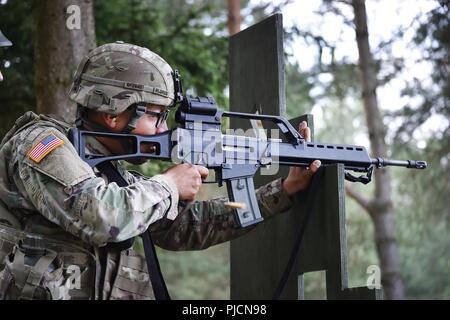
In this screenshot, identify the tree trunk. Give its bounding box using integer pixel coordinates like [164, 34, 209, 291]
[351, 0, 405, 299]
[227, 0, 241, 36]
[33, 0, 96, 123]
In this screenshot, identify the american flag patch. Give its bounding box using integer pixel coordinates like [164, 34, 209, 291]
[27, 133, 64, 163]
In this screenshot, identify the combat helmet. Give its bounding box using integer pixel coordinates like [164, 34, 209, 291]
[69, 41, 183, 131]
[0, 30, 12, 47]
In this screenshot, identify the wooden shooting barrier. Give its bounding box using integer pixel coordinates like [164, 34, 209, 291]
[229, 14, 383, 300]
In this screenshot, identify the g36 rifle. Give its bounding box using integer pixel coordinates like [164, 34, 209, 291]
[69, 95, 427, 228]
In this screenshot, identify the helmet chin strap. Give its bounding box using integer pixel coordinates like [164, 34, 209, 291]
[122, 104, 146, 134]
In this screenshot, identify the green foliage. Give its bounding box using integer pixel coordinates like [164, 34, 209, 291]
[285, 62, 314, 118]
[158, 243, 230, 300]
[387, 3, 450, 298]
[0, 0, 35, 138]
[392, 138, 450, 299]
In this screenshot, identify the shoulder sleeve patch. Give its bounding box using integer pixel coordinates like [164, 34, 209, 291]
[27, 132, 64, 163]
[21, 128, 96, 188]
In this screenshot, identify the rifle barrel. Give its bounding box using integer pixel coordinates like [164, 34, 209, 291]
[371, 157, 427, 169]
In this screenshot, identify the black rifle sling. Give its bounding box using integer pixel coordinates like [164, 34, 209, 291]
[273, 167, 325, 299]
[96, 161, 171, 300]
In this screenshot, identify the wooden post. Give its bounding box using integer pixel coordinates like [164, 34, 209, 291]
[229, 14, 382, 300]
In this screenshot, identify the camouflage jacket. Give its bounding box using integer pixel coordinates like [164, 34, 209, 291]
[0, 112, 294, 300]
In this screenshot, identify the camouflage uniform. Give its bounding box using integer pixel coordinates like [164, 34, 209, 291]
[0, 42, 295, 300]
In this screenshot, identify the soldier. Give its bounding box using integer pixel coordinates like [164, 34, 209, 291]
[0, 30, 12, 82]
[0, 42, 321, 300]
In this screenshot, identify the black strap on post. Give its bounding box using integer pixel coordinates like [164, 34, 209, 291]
[273, 167, 325, 300]
[96, 161, 171, 300]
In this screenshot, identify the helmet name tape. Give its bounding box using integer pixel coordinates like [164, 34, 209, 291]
[81, 74, 169, 98]
[154, 87, 169, 96]
[125, 82, 144, 90]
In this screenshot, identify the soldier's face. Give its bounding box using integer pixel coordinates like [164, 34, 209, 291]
[95, 104, 169, 161]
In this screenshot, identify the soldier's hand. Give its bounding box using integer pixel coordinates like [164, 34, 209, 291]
[282, 121, 321, 196]
[163, 163, 209, 201]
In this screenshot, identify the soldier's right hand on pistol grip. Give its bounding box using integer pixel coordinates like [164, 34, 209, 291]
[163, 163, 209, 201]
